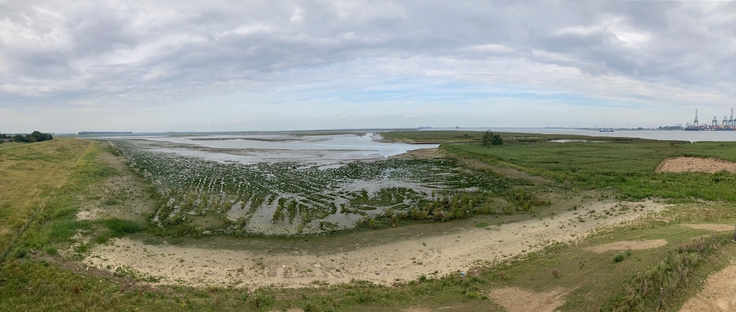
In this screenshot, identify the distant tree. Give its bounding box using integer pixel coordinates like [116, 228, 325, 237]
[11, 131, 53, 143]
[0, 133, 6, 139]
[482, 131, 503, 146]
[30, 131, 53, 142]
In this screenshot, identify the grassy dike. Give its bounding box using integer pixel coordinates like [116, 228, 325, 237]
[1, 133, 736, 311]
[0, 139, 91, 249]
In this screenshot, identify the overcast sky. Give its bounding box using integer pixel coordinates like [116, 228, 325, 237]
[1, 0, 734, 133]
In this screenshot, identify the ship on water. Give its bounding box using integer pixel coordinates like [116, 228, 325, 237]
[599, 128, 614, 132]
[685, 108, 736, 131]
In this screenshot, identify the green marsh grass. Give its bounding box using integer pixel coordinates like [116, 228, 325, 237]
[442, 140, 736, 202]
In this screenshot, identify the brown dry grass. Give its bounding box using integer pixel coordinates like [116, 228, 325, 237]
[656, 157, 736, 174]
[0, 139, 90, 248]
[488, 287, 567, 312]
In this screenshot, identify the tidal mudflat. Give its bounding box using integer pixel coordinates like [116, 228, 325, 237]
[108, 133, 543, 237]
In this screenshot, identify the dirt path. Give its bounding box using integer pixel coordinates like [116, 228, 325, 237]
[488, 287, 567, 312]
[681, 224, 734, 232]
[85, 200, 666, 289]
[657, 157, 736, 174]
[680, 261, 736, 312]
[586, 239, 668, 253]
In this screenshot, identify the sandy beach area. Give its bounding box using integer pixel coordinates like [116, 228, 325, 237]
[84, 200, 666, 289]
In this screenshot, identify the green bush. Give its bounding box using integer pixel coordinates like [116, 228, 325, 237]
[613, 254, 625, 263]
[482, 131, 504, 146]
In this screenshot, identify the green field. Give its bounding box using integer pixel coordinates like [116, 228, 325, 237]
[2, 132, 736, 311]
[443, 140, 736, 201]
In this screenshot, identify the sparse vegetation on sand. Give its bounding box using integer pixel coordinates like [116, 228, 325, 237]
[2, 131, 736, 311]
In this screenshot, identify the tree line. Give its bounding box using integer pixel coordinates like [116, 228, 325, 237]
[0, 131, 54, 143]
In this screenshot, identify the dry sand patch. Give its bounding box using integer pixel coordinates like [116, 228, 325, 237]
[393, 148, 447, 160]
[681, 224, 734, 232]
[85, 200, 666, 289]
[488, 287, 566, 312]
[680, 262, 736, 312]
[76, 209, 101, 221]
[402, 307, 433, 312]
[586, 239, 668, 253]
[656, 157, 736, 174]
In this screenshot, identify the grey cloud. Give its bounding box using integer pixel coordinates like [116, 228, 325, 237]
[1, 0, 733, 109]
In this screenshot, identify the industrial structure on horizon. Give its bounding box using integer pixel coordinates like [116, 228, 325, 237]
[685, 109, 736, 131]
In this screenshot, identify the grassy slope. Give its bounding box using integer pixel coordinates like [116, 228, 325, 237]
[0, 142, 26, 150]
[0, 139, 90, 249]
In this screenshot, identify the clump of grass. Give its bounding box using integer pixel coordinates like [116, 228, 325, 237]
[475, 222, 488, 228]
[613, 254, 625, 263]
[552, 268, 559, 278]
[95, 219, 145, 244]
[104, 219, 144, 236]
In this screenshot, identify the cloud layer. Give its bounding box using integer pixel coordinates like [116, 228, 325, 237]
[1, 0, 734, 132]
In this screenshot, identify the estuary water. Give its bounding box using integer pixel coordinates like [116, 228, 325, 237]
[459, 128, 736, 142]
[127, 133, 439, 165]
